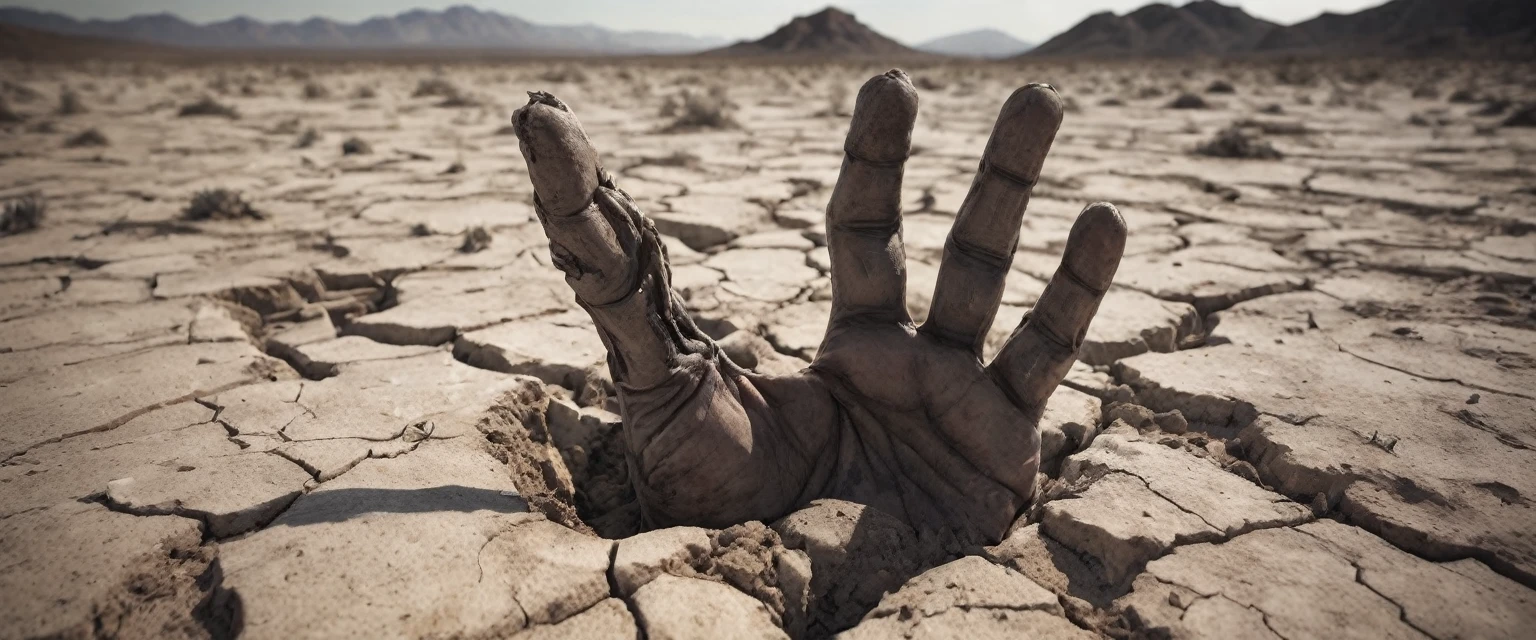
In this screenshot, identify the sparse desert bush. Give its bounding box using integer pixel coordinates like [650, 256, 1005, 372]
[1472, 100, 1511, 117]
[443, 160, 466, 174]
[914, 76, 946, 92]
[184, 189, 263, 221]
[1258, 103, 1284, 114]
[1411, 85, 1439, 99]
[1447, 89, 1478, 104]
[459, 226, 492, 253]
[412, 78, 459, 98]
[3, 80, 42, 103]
[1137, 86, 1165, 99]
[661, 87, 739, 132]
[353, 85, 377, 99]
[1196, 126, 1282, 160]
[1167, 93, 1209, 109]
[295, 128, 321, 148]
[64, 128, 109, 148]
[0, 194, 45, 236]
[270, 118, 301, 135]
[302, 82, 330, 100]
[538, 66, 588, 84]
[1206, 79, 1235, 94]
[1098, 97, 1125, 107]
[56, 88, 86, 115]
[0, 96, 21, 123]
[179, 96, 239, 119]
[1273, 64, 1317, 86]
[437, 92, 481, 108]
[341, 136, 372, 155]
[1504, 105, 1536, 128]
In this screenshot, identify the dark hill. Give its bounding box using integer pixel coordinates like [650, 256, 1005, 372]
[710, 7, 921, 57]
[1027, 1, 1276, 57]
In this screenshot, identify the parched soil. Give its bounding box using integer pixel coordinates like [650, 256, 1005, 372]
[1, 57, 1534, 639]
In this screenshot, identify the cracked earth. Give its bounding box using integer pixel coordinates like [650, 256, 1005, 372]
[2, 58, 1534, 638]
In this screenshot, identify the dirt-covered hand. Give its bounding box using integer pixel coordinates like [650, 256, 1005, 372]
[512, 70, 1126, 543]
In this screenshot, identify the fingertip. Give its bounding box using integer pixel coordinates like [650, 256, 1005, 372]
[983, 83, 1064, 183]
[1064, 202, 1127, 289]
[513, 93, 601, 216]
[845, 69, 918, 163]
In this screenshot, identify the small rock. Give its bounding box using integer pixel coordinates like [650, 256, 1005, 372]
[1152, 410, 1188, 434]
[1105, 402, 1156, 430]
[1225, 460, 1262, 485]
[1310, 492, 1330, 516]
[341, 137, 371, 155]
[1467, 393, 1480, 405]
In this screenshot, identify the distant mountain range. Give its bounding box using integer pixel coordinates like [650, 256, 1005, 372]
[0, 4, 725, 54]
[1256, 0, 1535, 58]
[1, 1, 1530, 59]
[709, 7, 920, 57]
[916, 29, 1032, 58]
[1028, 0, 1534, 58]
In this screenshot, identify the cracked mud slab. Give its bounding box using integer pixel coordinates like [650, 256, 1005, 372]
[3, 57, 1535, 639]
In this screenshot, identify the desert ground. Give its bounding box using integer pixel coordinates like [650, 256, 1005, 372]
[1, 56, 1534, 638]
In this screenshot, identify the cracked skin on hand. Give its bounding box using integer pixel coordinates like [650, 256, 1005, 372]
[512, 70, 1127, 545]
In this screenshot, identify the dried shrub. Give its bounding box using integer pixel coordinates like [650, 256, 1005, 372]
[1167, 93, 1209, 109]
[1411, 85, 1440, 99]
[459, 226, 492, 253]
[1447, 89, 1479, 104]
[661, 87, 739, 132]
[442, 160, 466, 174]
[0, 96, 21, 123]
[1259, 103, 1285, 115]
[184, 189, 263, 221]
[412, 78, 459, 98]
[1196, 126, 1282, 160]
[341, 137, 372, 155]
[914, 76, 946, 92]
[1473, 100, 1511, 117]
[538, 66, 588, 84]
[1503, 105, 1536, 128]
[1, 194, 45, 235]
[64, 128, 109, 148]
[56, 88, 86, 115]
[437, 92, 481, 108]
[1206, 80, 1235, 94]
[302, 82, 330, 100]
[178, 96, 239, 119]
[353, 85, 377, 100]
[1098, 97, 1125, 107]
[295, 128, 321, 149]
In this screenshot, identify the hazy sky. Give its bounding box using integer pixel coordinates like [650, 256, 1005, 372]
[6, 1, 1388, 43]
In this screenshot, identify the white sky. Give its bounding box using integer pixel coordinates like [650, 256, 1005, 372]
[5, 1, 1389, 43]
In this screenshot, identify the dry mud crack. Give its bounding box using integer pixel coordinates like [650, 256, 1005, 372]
[3, 57, 1535, 639]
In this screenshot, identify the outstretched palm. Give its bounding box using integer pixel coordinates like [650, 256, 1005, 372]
[513, 70, 1126, 544]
